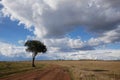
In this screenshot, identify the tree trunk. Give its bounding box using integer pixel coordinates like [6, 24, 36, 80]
[32, 56, 35, 67]
[32, 52, 37, 67]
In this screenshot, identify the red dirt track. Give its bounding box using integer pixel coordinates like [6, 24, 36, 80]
[0, 66, 71, 80]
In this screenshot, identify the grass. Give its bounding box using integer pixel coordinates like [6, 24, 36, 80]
[0, 60, 120, 80]
[0, 61, 46, 78]
[36, 60, 120, 80]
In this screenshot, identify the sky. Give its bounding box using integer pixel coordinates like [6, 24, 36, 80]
[0, 0, 120, 61]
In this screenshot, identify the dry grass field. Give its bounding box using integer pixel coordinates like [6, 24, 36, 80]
[0, 60, 120, 80]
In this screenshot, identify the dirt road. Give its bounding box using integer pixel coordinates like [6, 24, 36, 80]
[0, 65, 71, 80]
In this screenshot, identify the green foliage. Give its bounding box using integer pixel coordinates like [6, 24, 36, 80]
[24, 40, 47, 53]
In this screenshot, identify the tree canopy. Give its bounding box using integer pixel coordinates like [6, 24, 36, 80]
[24, 40, 47, 53]
[24, 40, 47, 67]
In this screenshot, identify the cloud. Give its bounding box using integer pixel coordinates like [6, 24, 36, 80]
[0, 6, 3, 23]
[1, 0, 120, 38]
[43, 37, 95, 52]
[0, 12, 2, 23]
[99, 26, 120, 43]
[0, 41, 29, 58]
[18, 40, 25, 45]
[25, 50, 120, 60]
[0, 0, 120, 51]
[0, 41, 120, 61]
[44, 50, 120, 60]
[88, 26, 120, 47]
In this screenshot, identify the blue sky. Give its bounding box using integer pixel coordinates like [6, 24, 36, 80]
[0, 17, 94, 45]
[66, 27, 94, 40]
[0, 0, 120, 60]
[0, 18, 119, 49]
[0, 17, 34, 45]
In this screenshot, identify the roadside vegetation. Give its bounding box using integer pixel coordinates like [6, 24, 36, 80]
[0, 61, 46, 78]
[0, 60, 120, 80]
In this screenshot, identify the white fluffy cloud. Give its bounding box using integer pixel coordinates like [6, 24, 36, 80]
[45, 50, 120, 60]
[1, 0, 120, 38]
[88, 26, 120, 47]
[0, 41, 120, 60]
[43, 37, 94, 53]
[0, 0, 120, 54]
[0, 42, 29, 57]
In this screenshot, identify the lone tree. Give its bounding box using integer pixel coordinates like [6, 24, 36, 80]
[24, 40, 47, 67]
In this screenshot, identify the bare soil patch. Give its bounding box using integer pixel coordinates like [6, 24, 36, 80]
[0, 65, 71, 80]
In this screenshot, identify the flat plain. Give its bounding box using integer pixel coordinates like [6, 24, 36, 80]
[0, 60, 120, 80]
